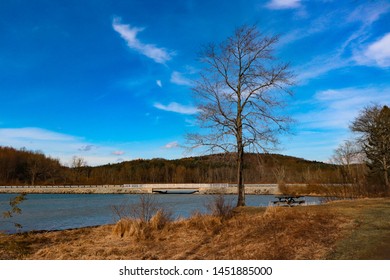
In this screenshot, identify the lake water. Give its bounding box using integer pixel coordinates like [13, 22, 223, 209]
[0, 194, 323, 233]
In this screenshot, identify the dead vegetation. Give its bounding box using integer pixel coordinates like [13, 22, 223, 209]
[1, 202, 352, 260]
[4, 197, 390, 260]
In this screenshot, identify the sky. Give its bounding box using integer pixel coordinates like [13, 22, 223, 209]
[0, 0, 389, 166]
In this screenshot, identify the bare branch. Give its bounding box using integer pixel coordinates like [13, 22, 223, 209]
[187, 25, 294, 206]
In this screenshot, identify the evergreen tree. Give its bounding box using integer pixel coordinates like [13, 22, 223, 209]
[351, 105, 390, 191]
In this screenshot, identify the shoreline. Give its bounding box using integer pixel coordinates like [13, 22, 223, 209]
[3, 198, 390, 259]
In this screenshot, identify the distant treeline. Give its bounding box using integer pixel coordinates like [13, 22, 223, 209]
[0, 146, 344, 185]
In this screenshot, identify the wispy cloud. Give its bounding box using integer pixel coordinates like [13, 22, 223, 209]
[295, 86, 390, 130]
[0, 127, 132, 166]
[154, 102, 199, 115]
[78, 144, 96, 152]
[266, 0, 301, 10]
[156, 80, 163, 88]
[0, 127, 76, 142]
[347, 1, 390, 27]
[285, 85, 390, 162]
[294, 53, 351, 84]
[164, 141, 179, 149]
[112, 150, 125, 155]
[292, 2, 390, 83]
[0, 127, 85, 162]
[279, 8, 341, 46]
[170, 71, 193, 86]
[354, 33, 390, 68]
[112, 17, 173, 64]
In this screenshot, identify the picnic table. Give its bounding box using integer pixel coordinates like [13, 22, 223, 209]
[272, 195, 306, 207]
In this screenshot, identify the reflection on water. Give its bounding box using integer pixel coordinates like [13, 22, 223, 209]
[0, 194, 322, 233]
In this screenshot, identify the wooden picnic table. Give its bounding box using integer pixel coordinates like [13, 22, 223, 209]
[272, 195, 306, 206]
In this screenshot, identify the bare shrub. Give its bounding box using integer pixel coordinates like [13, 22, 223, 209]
[1, 193, 27, 231]
[278, 182, 288, 194]
[112, 194, 172, 222]
[111, 201, 132, 220]
[112, 218, 134, 238]
[112, 195, 173, 240]
[130, 194, 159, 222]
[206, 193, 235, 220]
[149, 209, 172, 230]
[113, 217, 153, 240]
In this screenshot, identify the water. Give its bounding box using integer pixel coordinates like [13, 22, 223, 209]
[0, 194, 323, 233]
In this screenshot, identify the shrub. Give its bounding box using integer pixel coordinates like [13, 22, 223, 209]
[112, 195, 173, 240]
[206, 193, 234, 220]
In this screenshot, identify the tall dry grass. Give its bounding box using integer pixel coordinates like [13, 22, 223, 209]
[2, 203, 350, 260]
[113, 209, 172, 240]
[108, 204, 346, 259]
[205, 193, 235, 220]
[177, 205, 346, 260]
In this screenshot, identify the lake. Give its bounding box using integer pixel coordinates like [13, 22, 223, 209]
[0, 193, 323, 233]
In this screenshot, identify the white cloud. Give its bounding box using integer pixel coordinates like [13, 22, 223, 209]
[266, 0, 301, 9]
[0, 127, 84, 162]
[156, 80, 162, 87]
[78, 145, 96, 152]
[347, 1, 390, 27]
[0, 127, 131, 166]
[112, 17, 172, 64]
[281, 130, 346, 163]
[294, 53, 351, 84]
[296, 86, 390, 130]
[184, 118, 197, 127]
[285, 3, 390, 82]
[170, 71, 193, 86]
[354, 33, 390, 68]
[112, 150, 125, 155]
[154, 102, 199, 115]
[286, 86, 390, 162]
[164, 141, 179, 149]
[0, 127, 77, 143]
[0, 127, 186, 165]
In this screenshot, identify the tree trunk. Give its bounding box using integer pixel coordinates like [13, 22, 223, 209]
[236, 93, 245, 207]
[382, 156, 389, 193]
[236, 143, 245, 207]
[384, 157, 389, 192]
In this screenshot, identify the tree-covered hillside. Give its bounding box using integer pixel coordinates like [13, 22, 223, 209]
[0, 146, 342, 185]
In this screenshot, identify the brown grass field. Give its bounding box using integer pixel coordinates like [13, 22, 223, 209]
[1, 198, 390, 260]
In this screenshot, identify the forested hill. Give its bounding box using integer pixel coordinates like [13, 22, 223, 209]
[0, 146, 342, 185]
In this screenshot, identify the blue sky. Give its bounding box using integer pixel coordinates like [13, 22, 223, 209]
[1, 0, 389, 166]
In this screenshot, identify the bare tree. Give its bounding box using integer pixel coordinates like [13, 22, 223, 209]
[71, 156, 87, 168]
[330, 139, 368, 197]
[70, 156, 87, 183]
[330, 140, 360, 183]
[187, 25, 293, 206]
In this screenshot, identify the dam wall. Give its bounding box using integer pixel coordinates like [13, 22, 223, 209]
[0, 183, 280, 194]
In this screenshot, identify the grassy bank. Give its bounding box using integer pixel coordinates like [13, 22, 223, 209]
[1, 198, 390, 259]
[323, 198, 390, 259]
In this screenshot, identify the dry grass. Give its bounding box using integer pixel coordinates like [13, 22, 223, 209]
[322, 198, 390, 259]
[175, 206, 347, 260]
[1, 202, 353, 260]
[112, 209, 172, 240]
